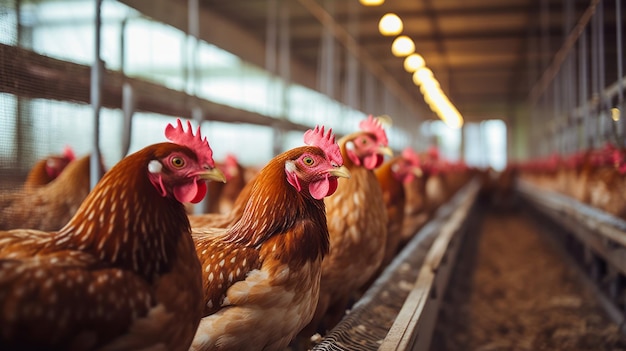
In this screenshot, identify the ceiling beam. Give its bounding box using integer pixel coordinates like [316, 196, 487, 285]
[0, 43, 311, 132]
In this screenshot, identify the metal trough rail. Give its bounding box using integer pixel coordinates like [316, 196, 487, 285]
[517, 181, 626, 330]
[312, 179, 481, 351]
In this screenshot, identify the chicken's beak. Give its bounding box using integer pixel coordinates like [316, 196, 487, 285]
[329, 165, 351, 179]
[379, 146, 394, 157]
[198, 168, 227, 183]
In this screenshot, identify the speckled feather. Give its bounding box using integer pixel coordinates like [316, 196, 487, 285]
[193, 230, 261, 315]
[0, 143, 204, 351]
[190, 146, 335, 351]
[0, 248, 154, 349]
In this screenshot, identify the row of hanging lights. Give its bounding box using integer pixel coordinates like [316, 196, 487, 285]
[360, 0, 463, 128]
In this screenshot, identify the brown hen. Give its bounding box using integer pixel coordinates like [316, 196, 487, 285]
[23, 146, 76, 190]
[189, 126, 350, 351]
[375, 147, 423, 269]
[0, 154, 93, 231]
[587, 145, 626, 219]
[0, 119, 225, 351]
[401, 155, 431, 245]
[298, 115, 392, 343]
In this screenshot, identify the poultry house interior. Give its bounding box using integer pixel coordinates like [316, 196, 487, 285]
[0, 0, 625, 350]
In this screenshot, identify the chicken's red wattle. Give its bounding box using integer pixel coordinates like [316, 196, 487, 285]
[309, 175, 338, 199]
[363, 154, 383, 170]
[174, 180, 207, 203]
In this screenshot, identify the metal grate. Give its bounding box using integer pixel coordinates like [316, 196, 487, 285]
[0, 41, 103, 186]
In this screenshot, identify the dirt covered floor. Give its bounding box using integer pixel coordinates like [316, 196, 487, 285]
[430, 202, 626, 351]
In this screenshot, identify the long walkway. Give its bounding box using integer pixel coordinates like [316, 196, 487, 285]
[430, 201, 626, 351]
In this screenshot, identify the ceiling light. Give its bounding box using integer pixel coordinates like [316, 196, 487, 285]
[444, 111, 463, 129]
[403, 54, 425, 73]
[379, 13, 403, 36]
[419, 78, 440, 95]
[391, 36, 414, 57]
[437, 102, 463, 129]
[412, 67, 433, 85]
[424, 88, 445, 107]
[360, 0, 385, 6]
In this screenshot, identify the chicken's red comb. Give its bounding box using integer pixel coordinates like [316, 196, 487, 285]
[304, 125, 343, 165]
[63, 146, 76, 161]
[402, 147, 420, 166]
[165, 118, 215, 167]
[359, 115, 389, 146]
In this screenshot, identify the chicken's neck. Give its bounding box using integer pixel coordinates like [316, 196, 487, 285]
[375, 159, 396, 188]
[54, 156, 189, 281]
[225, 157, 330, 265]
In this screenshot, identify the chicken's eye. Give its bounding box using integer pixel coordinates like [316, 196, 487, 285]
[303, 156, 315, 166]
[171, 157, 185, 168]
[361, 138, 368, 145]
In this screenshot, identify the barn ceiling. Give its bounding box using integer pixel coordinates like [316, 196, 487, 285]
[122, 0, 622, 124]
